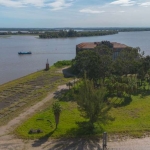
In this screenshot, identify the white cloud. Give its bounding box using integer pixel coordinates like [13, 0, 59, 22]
[119, 10, 125, 12]
[0, 0, 24, 7]
[22, 0, 44, 7]
[80, 9, 105, 14]
[140, 2, 150, 7]
[0, 0, 73, 9]
[110, 0, 135, 6]
[48, 0, 73, 10]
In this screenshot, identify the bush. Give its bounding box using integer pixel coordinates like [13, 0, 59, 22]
[54, 60, 72, 68]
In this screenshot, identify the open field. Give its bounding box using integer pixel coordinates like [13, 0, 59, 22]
[15, 101, 85, 139]
[1, 61, 150, 149]
[0, 68, 150, 149]
[16, 89, 150, 139]
[105, 94, 150, 137]
[0, 66, 72, 126]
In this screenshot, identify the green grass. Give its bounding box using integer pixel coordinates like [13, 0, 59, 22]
[15, 92, 150, 139]
[0, 65, 73, 126]
[15, 101, 85, 139]
[53, 60, 72, 68]
[105, 95, 150, 136]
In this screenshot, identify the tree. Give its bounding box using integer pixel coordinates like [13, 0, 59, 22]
[139, 55, 150, 77]
[72, 45, 113, 83]
[72, 50, 101, 82]
[112, 47, 143, 75]
[52, 102, 62, 129]
[76, 77, 112, 130]
[95, 45, 113, 82]
[68, 29, 77, 37]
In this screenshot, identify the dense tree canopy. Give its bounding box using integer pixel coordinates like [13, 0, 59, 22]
[72, 46, 148, 81]
[72, 50, 101, 81]
[112, 47, 143, 76]
[39, 30, 118, 38]
[70, 44, 150, 130]
[76, 77, 112, 129]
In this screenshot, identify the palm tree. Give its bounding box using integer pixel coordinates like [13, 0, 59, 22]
[52, 102, 62, 129]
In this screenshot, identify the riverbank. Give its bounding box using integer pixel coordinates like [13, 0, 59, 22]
[1, 66, 150, 149]
[0, 66, 72, 126]
[1, 32, 150, 85]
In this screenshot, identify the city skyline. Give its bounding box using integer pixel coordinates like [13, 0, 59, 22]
[0, 0, 150, 28]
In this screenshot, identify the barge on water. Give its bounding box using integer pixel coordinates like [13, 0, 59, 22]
[18, 51, 32, 55]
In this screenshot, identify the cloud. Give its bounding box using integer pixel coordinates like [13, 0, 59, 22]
[22, 0, 44, 7]
[140, 2, 150, 7]
[0, 0, 73, 9]
[48, 0, 73, 10]
[110, 0, 135, 6]
[0, 0, 24, 7]
[80, 9, 105, 14]
[119, 10, 125, 12]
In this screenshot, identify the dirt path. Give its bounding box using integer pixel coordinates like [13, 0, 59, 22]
[0, 84, 68, 137]
[1, 84, 150, 149]
[0, 84, 69, 150]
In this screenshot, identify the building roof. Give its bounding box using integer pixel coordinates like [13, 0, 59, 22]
[76, 42, 97, 49]
[112, 42, 127, 49]
[76, 41, 127, 50]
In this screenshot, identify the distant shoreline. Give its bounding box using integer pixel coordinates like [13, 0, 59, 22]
[1, 30, 150, 39]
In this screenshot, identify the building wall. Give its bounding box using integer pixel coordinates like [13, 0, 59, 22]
[76, 42, 127, 58]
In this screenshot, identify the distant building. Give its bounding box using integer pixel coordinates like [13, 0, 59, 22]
[76, 41, 128, 59]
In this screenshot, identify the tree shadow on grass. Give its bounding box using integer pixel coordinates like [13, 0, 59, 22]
[114, 95, 132, 108]
[47, 137, 102, 150]
[32, 129, 56, 147]
[32, 121, 103, 150]
[53, 89, 69, 99]
[139, 90, 150, 98]
[46, 121, 103, 150]
[62, 67, 75, 78]
[66, 121, 104, 138]
[131, 88, 150, 97]
[54, 88, 75, 102]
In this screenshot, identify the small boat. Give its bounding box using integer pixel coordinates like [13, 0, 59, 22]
[18, 51, 32, 55]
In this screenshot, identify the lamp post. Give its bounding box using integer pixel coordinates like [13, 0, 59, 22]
[103, 132, 107, 150]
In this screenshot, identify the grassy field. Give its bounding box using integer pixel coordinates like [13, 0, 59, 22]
[15, 101, 85, 139]
[15, 91, 150, 139]
[0, 66, 72, 126]
[105, 94, 150, 137]
[2, 61, 150, 139]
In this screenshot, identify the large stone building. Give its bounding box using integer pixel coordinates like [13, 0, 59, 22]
[76, 41, 128, 59]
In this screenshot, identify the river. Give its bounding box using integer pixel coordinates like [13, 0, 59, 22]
[0, 31, 150, 85]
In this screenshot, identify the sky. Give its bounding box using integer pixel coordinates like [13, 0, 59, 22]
[0, 0, 150, 28]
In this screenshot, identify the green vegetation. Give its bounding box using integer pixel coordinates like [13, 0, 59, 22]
[0, 61, 72, 126]
[72, 50, 102, 81]
[76, 78, 112, 130]
[39, 30, 118, 38]
[52, 102, 62, 129]
[14, 48, 150, 139]
[1, 27, 150, 37]
[15, 101, 85, 139]
[15, 90, 150, 139]
[106, 94, 150, 137]
[54, 60, 72, 68]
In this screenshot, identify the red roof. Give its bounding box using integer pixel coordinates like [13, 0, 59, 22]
[112, 42, 127, 49]
[76, 42, 127, 50]
[76, 42, 97, 49]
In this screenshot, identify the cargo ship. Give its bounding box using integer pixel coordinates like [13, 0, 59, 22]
[18, 51, 32, 55]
